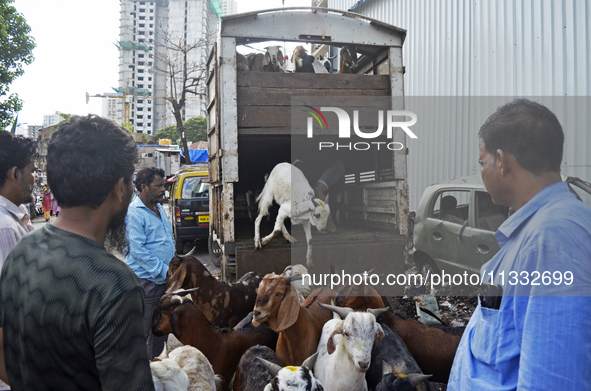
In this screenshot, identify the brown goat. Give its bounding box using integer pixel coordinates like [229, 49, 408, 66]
[339, 46, 358, 74]
[236, 52, 250, 72]
[252, 274, 335, 366]
[165, 254, 261, 328]
[335, 285, 463, 383]
[151, 293, 278, 384]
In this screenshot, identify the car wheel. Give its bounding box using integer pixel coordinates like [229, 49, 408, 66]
[414, 254, 439, 285]
[208, 234, 222, 267]
[175, 240, 185, 254]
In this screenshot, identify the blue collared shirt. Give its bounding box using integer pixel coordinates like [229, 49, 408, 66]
[125, 197, 175, 285]
[448, 182, 591, 390]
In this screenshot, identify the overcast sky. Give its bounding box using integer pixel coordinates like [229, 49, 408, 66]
[8, 0, 309, 135]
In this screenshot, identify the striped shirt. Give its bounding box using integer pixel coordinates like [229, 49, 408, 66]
[0, 224, 155, 390]
[0, 195, 34, 270]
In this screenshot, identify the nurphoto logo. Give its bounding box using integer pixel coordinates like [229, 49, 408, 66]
[303, 105, 418, 151]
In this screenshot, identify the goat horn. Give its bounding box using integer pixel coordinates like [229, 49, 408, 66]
[318, 302, 353, 319]
[301, 352, 318, 370]
[367, 307, 389, 318]
[285, 274, 303, 284]
[326, 54, 338, 60]
[172, 287, 200, 296]
[258, 358, 282, 377]
[185, 246, 197, 256]
[382, 361, 392, 376]
[406, 373, 432, 388]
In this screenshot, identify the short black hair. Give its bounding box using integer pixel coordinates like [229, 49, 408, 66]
[479, 99, 564, 175]
[47, 115, 138, 208]
[135, 167, 165, 192]
[0, 131, 37, 187]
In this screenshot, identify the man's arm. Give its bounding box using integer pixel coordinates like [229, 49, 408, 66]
[0, 328, 8, 384]
[94, 287, 155, 391]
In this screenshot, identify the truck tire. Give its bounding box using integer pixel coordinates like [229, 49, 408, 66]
[208, 234, 222, 267]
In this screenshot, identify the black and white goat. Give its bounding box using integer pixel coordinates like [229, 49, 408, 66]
[291, 45, 329, 73]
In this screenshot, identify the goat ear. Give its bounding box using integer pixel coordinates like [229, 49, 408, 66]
[326, 325, 342, 355]
[276, 285, 300, 332]
[375, 323, 385, 341]
[156, 344, 169, 361]
[167, 264, 187, 292]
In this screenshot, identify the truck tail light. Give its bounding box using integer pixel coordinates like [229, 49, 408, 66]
[175, 206, 181, 223]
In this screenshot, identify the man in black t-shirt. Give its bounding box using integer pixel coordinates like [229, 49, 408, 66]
[0, 115, 154, 390]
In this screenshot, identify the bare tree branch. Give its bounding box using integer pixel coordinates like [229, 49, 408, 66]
[152, 29, 215, 164]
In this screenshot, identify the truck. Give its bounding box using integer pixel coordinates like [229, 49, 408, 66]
[206, 7, 412, 291]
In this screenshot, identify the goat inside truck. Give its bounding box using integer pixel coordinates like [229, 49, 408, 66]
[207, 8, 411, 288]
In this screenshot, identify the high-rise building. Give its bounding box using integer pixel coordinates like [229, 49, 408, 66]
[101, 93, 121, 123]
[42, 112, 64, 128]
[27, 125, 42, 140]
[221, 0, 237, 15]
[117, 0, 220, 136]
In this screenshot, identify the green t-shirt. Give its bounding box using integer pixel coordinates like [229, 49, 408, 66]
[0, 224, 154, 391]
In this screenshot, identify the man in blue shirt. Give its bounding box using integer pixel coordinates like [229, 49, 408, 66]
[448, 99, 591, 390]
[125, 167, 175, 359]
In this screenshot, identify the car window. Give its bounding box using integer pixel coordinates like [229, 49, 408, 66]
[475, 191, 509, 231]
[181, 177, 209, 199]
[430, 190, 470, 225]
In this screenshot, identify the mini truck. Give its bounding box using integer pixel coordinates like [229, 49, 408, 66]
[207, 7, 412, 287]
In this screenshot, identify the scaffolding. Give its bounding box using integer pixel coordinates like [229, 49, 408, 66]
[115, 41, 150, 51]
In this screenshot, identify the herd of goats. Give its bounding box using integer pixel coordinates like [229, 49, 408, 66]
[148, 250, 466, 391]
[236, 45, 359, 74]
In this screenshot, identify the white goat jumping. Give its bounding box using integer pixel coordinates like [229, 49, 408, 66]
[254, 162, 330, 268]
[313, 303, 388, 391]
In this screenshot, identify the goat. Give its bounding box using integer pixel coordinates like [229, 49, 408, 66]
[313, 303, 387, 391]
[252, 273, 335, 366]
[247, 52, 264, 72]
[317, 54, 337, 74]
[263, 46, 287, 72]
[282, 264, 312, 303]
[335, 286, 462, 383]
[151, 357, 190, 391]
[367, 324, 432, 391]
[152, 292, 278, 383]
[254, 162, 330, 269]
[168, 346, 218, 391]
[339, 46, 358, 74]
[291, 45, 329, 73]
[233, 345, 281, 391]
[259, 353, 323, 391]
[237, 52, 250, 72]
[165, 254, 261, 328]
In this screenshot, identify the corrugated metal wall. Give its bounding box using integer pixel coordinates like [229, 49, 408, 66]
[328, 0, 591, 209]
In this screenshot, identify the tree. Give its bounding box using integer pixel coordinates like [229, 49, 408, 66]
[154, 116, 207, 145]
[153, 30, 213, 164]
[0, 0, 35, 128]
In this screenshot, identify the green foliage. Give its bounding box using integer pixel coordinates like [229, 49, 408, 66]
[121, 122, 134, 133]
[154, 116, 207, 145]
[0, 0, 35, 128]
[142, 134, 149, 144]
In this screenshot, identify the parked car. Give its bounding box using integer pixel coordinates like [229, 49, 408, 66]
[168, 165, 210, 253]
[412, 175, 591, 278]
